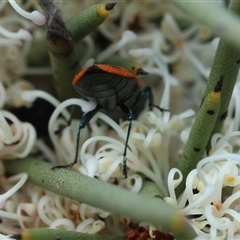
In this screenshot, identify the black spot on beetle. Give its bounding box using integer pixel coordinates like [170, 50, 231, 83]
[194, 147, 201, 152]
[220, 110, 228, 121]
[207, 110, 215, 115]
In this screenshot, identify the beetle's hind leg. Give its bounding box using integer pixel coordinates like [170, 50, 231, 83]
[120, 104, 133, 179]
[132, 86, 169, 115]
[55, 97, 90, 135]
[54, 104, 76, 136]
[52, 106, 100, 170]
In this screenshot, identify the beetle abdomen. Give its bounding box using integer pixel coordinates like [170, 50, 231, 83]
[74, 72, 138, 110]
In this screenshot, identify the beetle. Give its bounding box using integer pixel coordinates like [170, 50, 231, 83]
[52, 64, 166, 178]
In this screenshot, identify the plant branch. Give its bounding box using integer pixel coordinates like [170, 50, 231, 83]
[36, 1, 115, 101]
[176, 79, 223, 196]
[175, 0, 240, 196]
[3, 157, 196, 240]
[67, 3, 116, 43]
[37, 0, 79, 101]
[203, 0, 240, 137]
[10, 228, 123, 240]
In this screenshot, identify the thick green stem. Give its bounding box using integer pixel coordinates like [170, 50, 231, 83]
[139, 179, 163, 198]
[67, 3, 116, 43]
[3, 157, 196, 240]
[28, 3, 114, 67]
[11, 229, 122, 240]
[176, 79, 222, 196]
[37, 0, 79, 101]
[203, 0, 240, 137]
[175, 0, 240, 196]
[36, 1, 115, 101]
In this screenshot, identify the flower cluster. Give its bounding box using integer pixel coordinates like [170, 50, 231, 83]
[164, 79, 240, 239]
[0, 0, 239, 239]
[166, 143, 240, 239]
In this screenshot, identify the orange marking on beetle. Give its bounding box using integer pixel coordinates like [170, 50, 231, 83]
[72, 64, 143, 89]
[72, 68, 88, 86]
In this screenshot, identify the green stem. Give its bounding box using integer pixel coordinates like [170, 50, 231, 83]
[172, 0, 240, 49]
[27, 38, 50, 67]
[36, 1, 115, 102]
[139, 178, 163, 198]
[28, 3, 115, 67]
[204, 0, 240, 137]
[175, 0, 240, 196]
[37, 0, 79, 102]
[11, 229, 122, 240]
[3, 157, 196, 240]
[67, 3, 116, 43]
[176, 79, 222, 196]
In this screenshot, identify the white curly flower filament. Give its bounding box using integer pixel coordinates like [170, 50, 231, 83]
[0, 89, 36, 159]
[1, 0, 238, 238]
[166, 143, 240, 239]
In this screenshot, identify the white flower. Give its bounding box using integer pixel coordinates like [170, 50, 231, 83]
[165, 137, 240, 239]
[161, 13, 216, 79]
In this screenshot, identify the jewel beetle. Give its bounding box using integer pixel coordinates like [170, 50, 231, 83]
[52, 64, 166, 178]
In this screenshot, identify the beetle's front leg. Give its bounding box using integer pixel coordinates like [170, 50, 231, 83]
[52, 106, 100, 170]
[132, 86, 169, 116]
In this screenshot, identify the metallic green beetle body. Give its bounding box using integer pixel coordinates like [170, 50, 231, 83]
[53, 64, 163, 178]
[72, 64, 142, 111]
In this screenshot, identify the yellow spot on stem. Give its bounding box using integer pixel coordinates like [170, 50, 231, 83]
[22, 230, 30, 240]
[170, 213, 186, 232]
[208, 91, 221, 104]
[98, 4, 110, 18]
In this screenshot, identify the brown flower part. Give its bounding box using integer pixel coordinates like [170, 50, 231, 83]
[125, 226, 174, 240]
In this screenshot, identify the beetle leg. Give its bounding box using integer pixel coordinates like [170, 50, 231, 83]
[132, 86, 169, 115]
[120, 104, 133, 179]
[55, 97, 91, 136]
[54, 105, 75, 136]
[52, 106, 100, 170]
